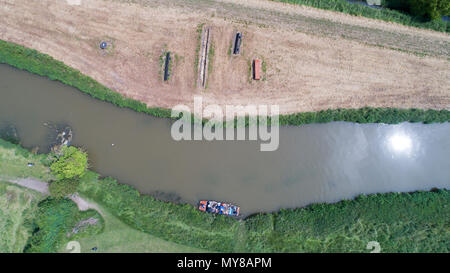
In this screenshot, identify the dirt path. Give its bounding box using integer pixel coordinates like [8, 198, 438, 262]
[3, 178, 102, 215]
[69, 193, 103, 216]
[0, 0, 448, 115]
[6, 178, 49, 195]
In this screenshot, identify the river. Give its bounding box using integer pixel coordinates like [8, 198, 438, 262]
[0, 64, 449, 215]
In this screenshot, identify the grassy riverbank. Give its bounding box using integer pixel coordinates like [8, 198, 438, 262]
[1, 40, 449, 126]
[0, 139, 53, 182]
[78, 173, 450, 252]
[272, 0, 449, 33]
[59, 200, 206, 253]
[0, 140, 207, 253]
[0, 181, 43, 252]
[24, 197, 104, 253]
[0, 139, 448, 252]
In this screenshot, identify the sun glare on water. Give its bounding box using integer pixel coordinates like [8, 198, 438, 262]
[388, 133, 413, 154]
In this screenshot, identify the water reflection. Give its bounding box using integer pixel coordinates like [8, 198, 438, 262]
[389, 133, 413, 153]
[385, 127, 418, 158]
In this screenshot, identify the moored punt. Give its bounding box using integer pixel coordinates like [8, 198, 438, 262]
[198, 200, 240, 216]
[253, 59, 261, 80]
[233, 32, 242, 55]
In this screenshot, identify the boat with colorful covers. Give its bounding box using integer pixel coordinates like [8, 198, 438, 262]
[198, 200, 240, 216]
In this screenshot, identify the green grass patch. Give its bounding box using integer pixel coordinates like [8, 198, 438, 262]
[0, 138, 53, 181]
[60, 199, 207, 253]
[261, 57, 267, 81]
[0, 181, 43, 253]
[272, 0, 449, 33]
[245, 190, 450, 252]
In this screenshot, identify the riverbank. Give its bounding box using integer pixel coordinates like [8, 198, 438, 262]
[1, 138, 448, 252]
[1, 0, 449, 117]
[1, 40, 449, 126]
[0, 140, 207, 253]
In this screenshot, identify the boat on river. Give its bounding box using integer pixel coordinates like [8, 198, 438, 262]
[198, 200, 240, 216]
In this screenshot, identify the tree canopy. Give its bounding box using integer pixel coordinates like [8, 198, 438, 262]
[385, 0, 450, 20]
[50, 146, 88, 180]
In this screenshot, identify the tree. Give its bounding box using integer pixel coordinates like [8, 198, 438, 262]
[50, 146, 88, 180]
[409, 0, 450, 20]
[384, 0, 450, 20]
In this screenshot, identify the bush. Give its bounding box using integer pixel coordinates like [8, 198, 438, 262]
[409, 0, 450, 20]
[24, 198, 103, 253]
[244, 190, 450, 252]
[49, 179, 80, 198]
[50, 146, 88, 180]
[385, 0, 450, 20]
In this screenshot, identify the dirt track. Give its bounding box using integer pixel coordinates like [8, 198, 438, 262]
[3, 178, 102, 214]
[0, 0, 449, 114]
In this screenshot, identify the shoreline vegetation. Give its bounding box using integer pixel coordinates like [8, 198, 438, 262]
[1, 138, 449, 252]
[272, 0, 449, 33]
[1, 40, 449, 127]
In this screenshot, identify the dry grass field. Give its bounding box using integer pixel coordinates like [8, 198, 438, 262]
[0, 0, 448, 114]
